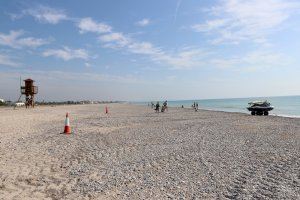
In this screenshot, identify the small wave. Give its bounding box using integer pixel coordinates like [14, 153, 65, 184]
[270, 114, 300, 119]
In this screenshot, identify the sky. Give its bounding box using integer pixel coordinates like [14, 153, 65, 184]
[0, 0, 300, 101]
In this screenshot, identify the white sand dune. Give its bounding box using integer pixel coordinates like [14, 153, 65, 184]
[0, 104, 299, 199]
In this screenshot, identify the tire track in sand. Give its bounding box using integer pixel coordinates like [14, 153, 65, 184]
[224, 155, 300, 199]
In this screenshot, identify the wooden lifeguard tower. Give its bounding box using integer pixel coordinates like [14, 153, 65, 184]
[17, 78, 38, 108]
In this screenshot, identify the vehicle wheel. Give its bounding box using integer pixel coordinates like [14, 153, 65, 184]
[251, 111, 255, 115]
[257, 111, 263, 116]
[264, 111, 269, 116]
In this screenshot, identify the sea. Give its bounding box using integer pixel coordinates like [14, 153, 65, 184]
[135, 96, 300, 118]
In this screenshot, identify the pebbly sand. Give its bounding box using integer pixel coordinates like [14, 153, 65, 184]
[0, 104, 299, 199]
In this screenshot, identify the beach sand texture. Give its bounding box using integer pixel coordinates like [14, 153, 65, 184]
[0, 104, 299, 199]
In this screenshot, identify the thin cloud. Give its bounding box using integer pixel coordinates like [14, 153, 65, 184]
[78, 17, 112, 34]
[192, 0, 300, 44]
[99, 30, 208, 69]
[210, 50, 290, 71]
[98, 32, 131, 47]
[12, 5, 68, 24]
[85, 62, 91, 68]
[174, 0, 182, 23]
[136, 18, 151, 27]
[75, 16, 209, 70]
[127, 42, 162, 55]
[0, 30, 50, 49]
[117, 39, 207, 69]
[0, 54, 19, 67]
[42, 47, 90, 61]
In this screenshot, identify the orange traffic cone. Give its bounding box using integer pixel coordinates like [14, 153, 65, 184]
[64, 113, 71, 134]
[105, 106, 108, 114]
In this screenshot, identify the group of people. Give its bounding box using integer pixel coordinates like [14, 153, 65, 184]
[192, 102, 199, 111]
[149, 101, 199, 112]
[150, 101, 168, 113]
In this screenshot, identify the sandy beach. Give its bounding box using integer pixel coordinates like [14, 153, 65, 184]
[0, 104, 299, 199]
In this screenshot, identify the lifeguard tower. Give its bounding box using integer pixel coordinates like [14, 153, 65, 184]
[17, 78, 38, 108]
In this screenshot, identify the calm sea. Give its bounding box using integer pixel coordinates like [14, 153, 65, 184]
[135, 96, 300, 118]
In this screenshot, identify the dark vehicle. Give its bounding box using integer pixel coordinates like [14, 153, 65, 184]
[247, 101, 274, 116]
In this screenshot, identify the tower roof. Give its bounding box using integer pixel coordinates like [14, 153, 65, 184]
[24, 78, 34, 82]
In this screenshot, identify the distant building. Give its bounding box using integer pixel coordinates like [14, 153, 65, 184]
[0, 99, 5, 103]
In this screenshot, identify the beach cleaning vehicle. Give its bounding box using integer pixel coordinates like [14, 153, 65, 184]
[247, 101, 274, 116]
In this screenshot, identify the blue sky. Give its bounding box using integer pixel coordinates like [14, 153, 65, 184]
[1, 0, 300, 101]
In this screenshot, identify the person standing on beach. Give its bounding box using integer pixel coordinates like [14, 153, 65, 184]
[155, 102, 160, 113]
[151, 102, 154, 109]
[195, 102, 199, 112]
[163, 100, 168, 112]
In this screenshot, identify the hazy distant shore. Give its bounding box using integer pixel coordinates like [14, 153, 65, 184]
[0, 104, 299, 199]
